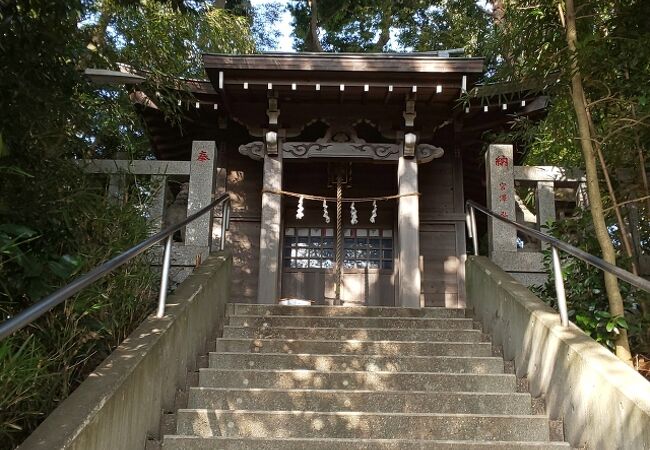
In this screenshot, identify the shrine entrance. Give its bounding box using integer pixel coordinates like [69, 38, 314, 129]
[281, 161, 397, 306]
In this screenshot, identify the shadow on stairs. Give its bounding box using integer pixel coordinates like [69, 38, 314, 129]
[147, 304, 570, 450]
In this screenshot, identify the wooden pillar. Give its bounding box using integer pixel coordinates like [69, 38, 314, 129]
[397, 155, 421, 307]
[186, 141, 217, 248]
[257, 151, 282, 304]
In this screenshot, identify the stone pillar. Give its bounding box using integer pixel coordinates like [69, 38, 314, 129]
[186, 141, 217, 248]
[536, 180, 556, 249]
[149, 175, 167, 234]
[397, 155, 421, 307]
[257, 151, 283, 304]
[486, 144, 516, 255]
[108, 151, 127, 202]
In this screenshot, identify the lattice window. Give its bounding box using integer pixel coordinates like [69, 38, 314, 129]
[283, 227, 393, 270]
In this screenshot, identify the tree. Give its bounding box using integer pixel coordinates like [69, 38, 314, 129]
[0, 1, 256, 446]
[484, 0, 650, 364]
[563, 0, 632, 363]
[288, 0, 493, 54]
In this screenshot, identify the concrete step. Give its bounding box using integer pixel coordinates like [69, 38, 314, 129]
[187, 388, 533, 415]
[174, 410, 552, 441]
[223, 325, 486, 342]
[227, 315, 477, 330]
[198, 368, 517, 392]
[209, 352, 502, 373]
[228, 304, 472, 318]
[163, 436, 571, 450]
[216, 338, 492, 357]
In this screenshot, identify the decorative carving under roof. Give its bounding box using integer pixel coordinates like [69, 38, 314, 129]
[416, 144, 444, 163]
[316, 123, 364, 144]
[238, 120, 443, 163]
[283, 142, 399, 160]
[239, 141, 264, 160]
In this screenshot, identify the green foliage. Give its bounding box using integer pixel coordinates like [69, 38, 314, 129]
[484, 1, 650, 361]
[0, 162, 158, 447]
[105, 3, 256, 78]
[533, 214, 649, 354]
[288, 0, 493, 53]
[0, 0, 256, 447]
[397, 0, 493, 57]
[486, 0, 650, 177]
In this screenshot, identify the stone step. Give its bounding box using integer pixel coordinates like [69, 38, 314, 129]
[209, 352, 502, 373]
[223, 325, 486, 342]
[216, 338, 492, 357]
[187, 388, 534, 415]
[198, 369, 517, 392]
[227, 315, 477, 330]
[163, 436, 571, 450]
[174, 410, 552, 441]
[227, 304, 472, 318]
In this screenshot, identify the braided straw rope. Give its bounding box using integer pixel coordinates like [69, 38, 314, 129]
[262, 189, 420, 203]
[335, 177, 343, 304]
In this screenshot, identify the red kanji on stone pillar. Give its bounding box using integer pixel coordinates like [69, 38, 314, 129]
[495, 155, 509, 168]
[196, 150, 210, 162]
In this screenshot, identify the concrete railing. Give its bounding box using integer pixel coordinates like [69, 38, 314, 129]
[466, 256, 650, 449]
[19, 253, 232, 450]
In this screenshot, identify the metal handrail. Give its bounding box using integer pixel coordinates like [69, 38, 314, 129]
[0, 193, 231, 341]
[465, 199, 650, 327]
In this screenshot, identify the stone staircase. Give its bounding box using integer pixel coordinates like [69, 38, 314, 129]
[160, 304, 570, 449]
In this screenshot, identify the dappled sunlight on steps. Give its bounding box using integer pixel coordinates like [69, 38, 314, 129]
[155, 303, 570, 450]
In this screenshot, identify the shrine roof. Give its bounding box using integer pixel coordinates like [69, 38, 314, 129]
[203, 52, 484, 75]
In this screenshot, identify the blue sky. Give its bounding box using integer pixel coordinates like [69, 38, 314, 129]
[251, 0, 294, 51]
[249, 0, 493, 53]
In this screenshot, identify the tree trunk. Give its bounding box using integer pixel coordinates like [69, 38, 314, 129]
[306, 0, 323, 52]
[491, 0, 506, 26]
[564, 0, 633, 365]
[371, 6, 392, 52]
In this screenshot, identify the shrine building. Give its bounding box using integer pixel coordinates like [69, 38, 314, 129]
[129, 52, 543, 307]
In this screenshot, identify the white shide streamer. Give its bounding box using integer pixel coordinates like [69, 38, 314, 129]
[322, 200, 330, 223]
[296, 195, 304, 219]
[350, 202, 358, 225]
[370, 200, 377, 223]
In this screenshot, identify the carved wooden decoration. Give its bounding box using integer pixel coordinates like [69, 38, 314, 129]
[416, 144, 444, 163]
[239, 141, 264, 160]
[238, 122, 444, 163]
[283, 142, 399, 160]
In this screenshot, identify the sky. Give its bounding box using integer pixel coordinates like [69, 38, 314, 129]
[251, 0, 294, 52]
[249, 0, 494, 53]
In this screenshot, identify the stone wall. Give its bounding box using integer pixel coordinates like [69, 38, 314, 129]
[466, 256, 650, 449]
[19, 253, 232, 450]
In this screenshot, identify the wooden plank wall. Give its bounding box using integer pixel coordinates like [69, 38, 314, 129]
[220, 149, 467, 307]
[223, 146, 262, 303]
[418, 148, 467, 308]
